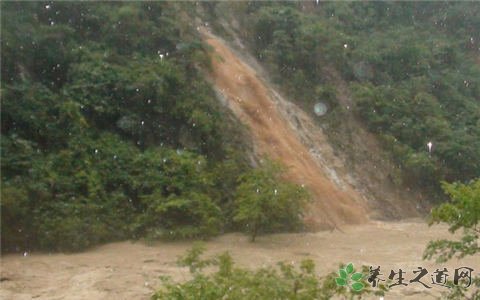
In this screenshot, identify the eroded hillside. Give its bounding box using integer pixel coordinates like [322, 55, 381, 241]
[200, 26, 428, 229]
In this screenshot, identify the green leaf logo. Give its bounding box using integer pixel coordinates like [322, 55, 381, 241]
[336, 277, 347, 286]
[351, 273, 363, 281]
[335, 263, 365, 292]
[352, 282, 365, 291]
[346, 263, 354, 274]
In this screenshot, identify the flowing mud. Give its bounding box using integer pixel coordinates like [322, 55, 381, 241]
[1, 220, 478, 299]
[202, 29, 369, 229]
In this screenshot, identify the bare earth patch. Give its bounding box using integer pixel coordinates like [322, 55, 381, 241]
[202, 28, 368, 229]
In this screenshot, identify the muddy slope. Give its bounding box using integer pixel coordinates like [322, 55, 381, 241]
[202, 28, 371, 229]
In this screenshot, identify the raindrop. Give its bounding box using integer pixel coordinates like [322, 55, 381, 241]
[313, 102, 328, 116]
[94, 149, 98, 154]
[45, 4, 51, 9]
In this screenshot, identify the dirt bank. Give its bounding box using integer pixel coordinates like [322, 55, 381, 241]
[201, 28, 369, 230]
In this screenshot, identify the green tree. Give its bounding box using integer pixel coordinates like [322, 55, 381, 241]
[424, 179, 480, 299]
[233, 160, 310, 242]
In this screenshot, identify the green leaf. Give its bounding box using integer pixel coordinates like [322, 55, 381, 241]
[351, 272, 363, 281]
[335, 277, 347, 286]
[346, 263, 354, 274]
[352, 282, 364, 291]
[339, 269, 347, 279]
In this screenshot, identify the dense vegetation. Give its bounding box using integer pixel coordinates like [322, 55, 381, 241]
[1, 2, 308, 252]
[233, 160, 310, 242]
[218, 2, 479, 191]
[2, 1, 478, 255]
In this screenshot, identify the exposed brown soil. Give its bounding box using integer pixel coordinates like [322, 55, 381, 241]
[201, 28, 369, 230]
[215, 15, 431, 220]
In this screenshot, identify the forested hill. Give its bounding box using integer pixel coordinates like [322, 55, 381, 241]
[1, 2, 255, 252]
[1, 2, 479, 253]
[208, 2, 480, 188]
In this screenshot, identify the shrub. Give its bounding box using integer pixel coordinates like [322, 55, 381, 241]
[233, 160, 310, 241]
[424, 179, 480, 299]
[152, 245, 379, 300]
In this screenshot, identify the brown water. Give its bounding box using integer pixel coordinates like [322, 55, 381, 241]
[2, 219, 478, 299]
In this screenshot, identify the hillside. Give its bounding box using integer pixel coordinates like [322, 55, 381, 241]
[203, 28, 369, 229]
[201, 26, 427, 228]
[1, 2, 255, 252]
[204, 1, 480, 191]
[1, 2, 479, 300]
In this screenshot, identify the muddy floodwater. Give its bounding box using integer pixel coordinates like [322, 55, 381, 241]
[2, 219, 478, 300]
